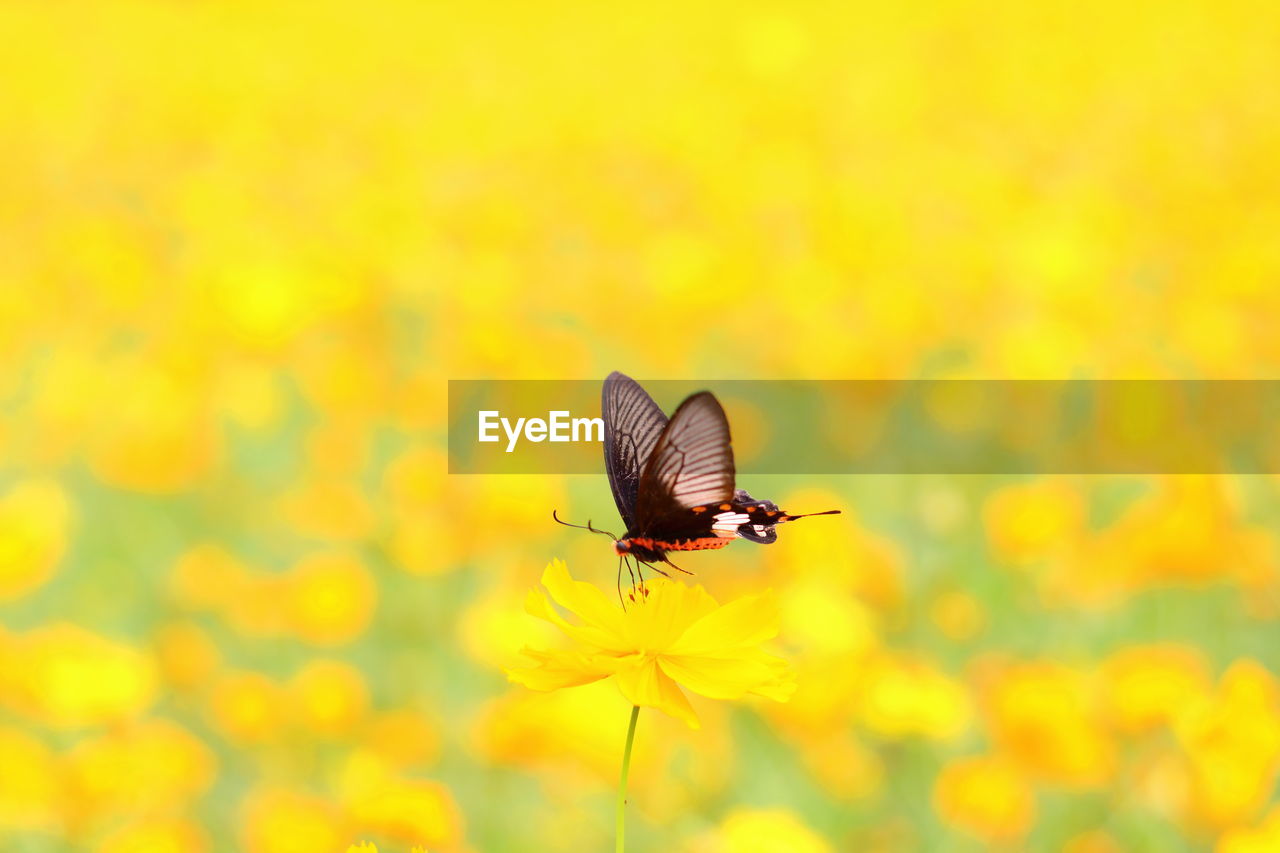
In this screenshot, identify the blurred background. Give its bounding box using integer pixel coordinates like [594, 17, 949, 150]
[2, 0, 1280, 850]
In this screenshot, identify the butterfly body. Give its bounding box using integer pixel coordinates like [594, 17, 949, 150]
[616, 496, 805, 561]
[602, 372, 839, 571]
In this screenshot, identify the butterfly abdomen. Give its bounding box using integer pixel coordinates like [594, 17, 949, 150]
[626, 536, 733, 552]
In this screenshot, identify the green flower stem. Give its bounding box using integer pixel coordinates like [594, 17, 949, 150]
[616, 705, 640, 853]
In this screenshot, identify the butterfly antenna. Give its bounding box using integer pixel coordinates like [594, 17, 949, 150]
[552, 510, 618, 540]
[781, 509, 842, 521]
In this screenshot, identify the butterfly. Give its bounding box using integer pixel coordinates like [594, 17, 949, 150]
[556, 372, 840, 596]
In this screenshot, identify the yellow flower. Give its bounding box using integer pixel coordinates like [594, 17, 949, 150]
[154, 621, 222, 691]
[690, 807, 833, 853]
[1100, 644, 1210, 733]
[284, 552, 377, 646]
[858, 652, 972, 741]
[934, 755, 1035, 843]
[0, 477, 73, 602]
[984, 661, 1114, 788]
[1219, 805, 1280, 853]
[98, 818, 208, 853]
[287, 659, 370, 738]
[1, 624, 157, 728]
[66, 719, 216, 816]
[0, 725, 61, 831]
[1176, 659, 1280, 827]
[242, 787, 346, 853]
[209, 671, 285, 744]
[983, 478, 1084, 565]
[507, 560, 794, 729]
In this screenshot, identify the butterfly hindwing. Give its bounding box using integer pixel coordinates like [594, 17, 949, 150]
[633, 391, 736, 531]
[733, 489, 780, 544]
[602, 371, 669, 530]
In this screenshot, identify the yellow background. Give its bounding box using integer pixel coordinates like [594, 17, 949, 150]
[2, 1, 1280, 850]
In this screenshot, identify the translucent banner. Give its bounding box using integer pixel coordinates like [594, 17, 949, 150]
[447, 380, 1280, 474]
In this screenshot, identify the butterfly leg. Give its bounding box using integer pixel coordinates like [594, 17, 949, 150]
[632, 557, 652, 600]
[618, 554, 642, 608]
[663, 557, 694, 576]
[643, 560, 671, 579]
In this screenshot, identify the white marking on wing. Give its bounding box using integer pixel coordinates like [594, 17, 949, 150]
[712, 511, 750, 536]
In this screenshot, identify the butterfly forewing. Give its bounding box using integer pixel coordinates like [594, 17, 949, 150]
[602, 371, 669, 530]
[633, 391, 735, 528]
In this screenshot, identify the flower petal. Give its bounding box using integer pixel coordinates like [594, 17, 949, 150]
[525, 587, 618, 649]
[623, 579, 720, 649]
[659, 650, 796, 702]
[613, 659, 700, 729]
[506, 648, 611, 691]
[541, 559, 627, 639]
[668, 591, 780, 656]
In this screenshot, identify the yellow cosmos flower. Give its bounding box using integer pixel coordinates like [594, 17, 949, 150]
[507, 560, 795, 729]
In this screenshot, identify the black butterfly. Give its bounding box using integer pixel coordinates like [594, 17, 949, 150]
[557, 372, 839, 592]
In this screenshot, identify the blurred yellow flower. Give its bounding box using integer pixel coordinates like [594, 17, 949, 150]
[210, 671, 286, 744]
[387, 515, 461, 577]
[337, 750, 463, 848]
[242, 787, 347, 853]
[984, 661, 1114, 788]
[929, 590, 986, 641]
[858, 653, 972, 741]
[169, 543, 252, 612]
[476, 678, 733, 815]
[1218, 805, 1280, 853]
[0, 623, 157, 728]
[304, 420, 371, 477]
[1062, 829, 1124, 853]
[983, 478, 1084, 565]
[97, 817, 208, 853]
[0, 725, 61, 831]
[154, 621, 223, 691]
[284, 552, 377, 645]
[794, 731, 883, 801]
[778, 579, 878, 658]
[1100, 644, 1210, 734]
[689, 807, 832, 853]
[507, 560, 795, 729]
[1176, 660, 1280, 827]
[277, 478, 377, 541]
[214, 362, 283, 432]
[0, 477, 73, 601]
[361, 709, 441, 769]
[288, 659, 370, 737]
[347, 776, 463, 848]
[477, 681, 650, 781]
[66, 718, 217, 817]
[85, 355, 220, 494]
[934, 755, 1035, 843]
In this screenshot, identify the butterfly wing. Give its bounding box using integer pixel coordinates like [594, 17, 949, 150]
[633, 391, 736, 531]
[603, 372, 669, 530]
[733, 489, 779, 544]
